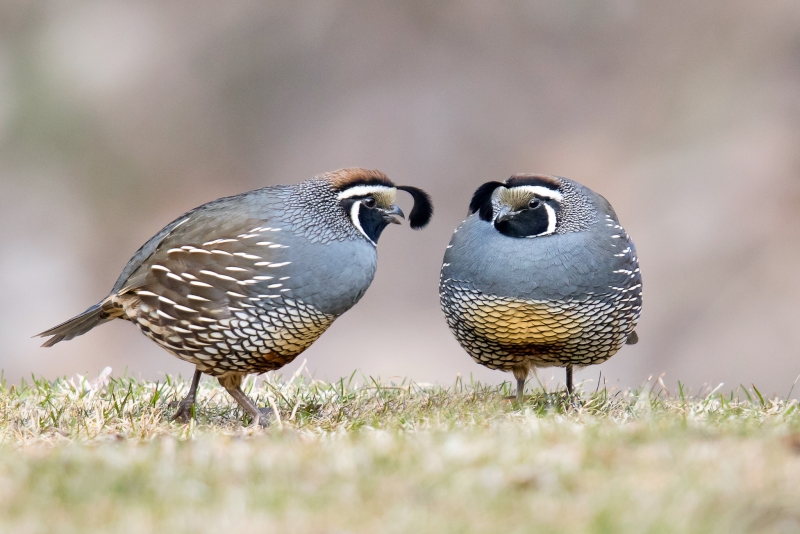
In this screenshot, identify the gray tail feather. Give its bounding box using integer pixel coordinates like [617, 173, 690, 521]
[36, 304, 113, 347]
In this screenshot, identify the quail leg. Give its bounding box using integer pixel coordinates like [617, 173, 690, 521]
[224, 387, 274, 428]
[172, 369, 202, 423]
[565, 365, 574, 395]
[565, 365, 582, 409]
[219, 373, 272, 427]
[511, 365, 529, 403]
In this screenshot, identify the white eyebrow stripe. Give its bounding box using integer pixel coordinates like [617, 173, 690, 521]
[336, 185, 395, 200]
[507, 185, 563, 202]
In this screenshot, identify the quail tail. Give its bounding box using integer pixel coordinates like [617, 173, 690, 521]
[36, 304, 114, 347]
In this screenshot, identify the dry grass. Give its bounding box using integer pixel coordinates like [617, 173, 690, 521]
[1, 368, 799, 533]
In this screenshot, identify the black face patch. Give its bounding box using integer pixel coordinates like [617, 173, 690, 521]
[469, 181, 503, 221]
[357, 202, 391, 243]
[494, 203, 551, 238]
[340, 198, 392, 244]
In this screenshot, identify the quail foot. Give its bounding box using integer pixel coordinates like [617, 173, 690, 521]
[38, 168, 433, 426]
[439, 174, 641, 402]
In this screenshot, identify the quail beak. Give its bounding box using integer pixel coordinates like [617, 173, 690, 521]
[382, 204, 405, 225]
[494, 207, 516, 224]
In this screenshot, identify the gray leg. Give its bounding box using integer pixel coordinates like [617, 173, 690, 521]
[516, 376, 525, 403]
[565, 366, 581, 409]
[512, 365, 529, 403]
[172, 368, 202, 423]
[566, 365, 574, 395]
[218, 373, 272, 427]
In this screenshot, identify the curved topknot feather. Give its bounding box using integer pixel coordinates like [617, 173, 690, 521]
[396, 185, 434, 229]
[469, 181, 503, 221]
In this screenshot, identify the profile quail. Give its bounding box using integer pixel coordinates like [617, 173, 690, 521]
[439, 174, 641, 401]
[38, 168, 433, 425]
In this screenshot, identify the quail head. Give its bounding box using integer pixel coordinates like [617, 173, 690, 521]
[38, 168, 433, 425]
[439, 174, 641, 401]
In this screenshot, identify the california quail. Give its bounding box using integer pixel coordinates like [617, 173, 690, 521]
[38, 168, 433, 425]
[439, 174, 641, 401]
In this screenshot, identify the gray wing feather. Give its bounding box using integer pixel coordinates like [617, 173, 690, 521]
[111, 188, 285, 294]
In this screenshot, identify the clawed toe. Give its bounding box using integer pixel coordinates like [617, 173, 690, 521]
[566, 393, 582, 411]
[254, 407, 275, 428]
[171, 401, 195, 423]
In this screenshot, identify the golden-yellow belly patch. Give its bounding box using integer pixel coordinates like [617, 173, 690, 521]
[462, 299, 586, 345]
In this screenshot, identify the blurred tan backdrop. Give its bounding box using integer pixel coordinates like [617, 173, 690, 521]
[1, 1, 799, 396]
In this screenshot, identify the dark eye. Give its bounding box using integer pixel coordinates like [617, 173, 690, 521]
[362, 197, 376, 208]
[528, 198, 542, 209]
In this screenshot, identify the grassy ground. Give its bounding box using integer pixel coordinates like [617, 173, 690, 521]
[1, 369, 799, 534]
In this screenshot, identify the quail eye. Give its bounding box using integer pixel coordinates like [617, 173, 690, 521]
[362, 197, 377, 208]
[528, 198, 542, 209]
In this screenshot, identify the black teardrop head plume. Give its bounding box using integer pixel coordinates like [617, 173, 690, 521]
[396, 185, 434, 229]
[469, 181, 503, 221]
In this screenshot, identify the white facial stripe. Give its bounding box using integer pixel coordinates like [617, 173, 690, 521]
[509, 185, 563, 202]
[543, 203, 557, 234]
[337, 185, 395, 200]
[349, 200, 376, 246]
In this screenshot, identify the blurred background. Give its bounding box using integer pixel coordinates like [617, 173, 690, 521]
[1, 1, 799, 396]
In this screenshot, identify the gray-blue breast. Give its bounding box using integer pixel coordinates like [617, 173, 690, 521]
[37, 168, 433, 425]
[439, 174, 641, 400]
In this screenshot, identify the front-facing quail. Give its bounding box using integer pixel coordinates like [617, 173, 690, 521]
[439, 174, 641, 401]
[38, 168, 433, 425]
